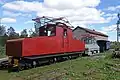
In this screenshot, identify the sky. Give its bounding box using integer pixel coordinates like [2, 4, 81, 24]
[0, 0, 120, 41]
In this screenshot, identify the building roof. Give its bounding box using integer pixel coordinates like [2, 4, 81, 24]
[73, 26, 108, 37]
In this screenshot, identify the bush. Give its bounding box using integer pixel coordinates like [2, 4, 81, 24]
[110, 42, 120, 49]
[0, 36, 8, 46]
[0, 46, 6, 57]
[112, 50, 120, 58]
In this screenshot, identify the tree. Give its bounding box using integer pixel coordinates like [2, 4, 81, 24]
[29, 29, 37, 37]
[14, 33, 19, 39]
[7, 27, 19, 39]
[0, 25, 6, 36]
[20, 29, 28, 38]
[0, 25, 8, 46]
[7, 27, 15, 36]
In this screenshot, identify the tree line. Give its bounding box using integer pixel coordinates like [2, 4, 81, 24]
[0, 25, 38, 46]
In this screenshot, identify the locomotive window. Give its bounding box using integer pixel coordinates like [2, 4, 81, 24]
[47, 26, 56, 36]
[39, 25, 56, 36]
[63, 29, 67, 38]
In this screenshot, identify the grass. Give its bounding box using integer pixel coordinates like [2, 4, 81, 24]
[0, 51, 120, 80]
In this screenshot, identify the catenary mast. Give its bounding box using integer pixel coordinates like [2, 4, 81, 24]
[117, 13, 120, 42]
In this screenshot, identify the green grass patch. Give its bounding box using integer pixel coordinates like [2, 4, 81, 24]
[0, 51, 120, 80]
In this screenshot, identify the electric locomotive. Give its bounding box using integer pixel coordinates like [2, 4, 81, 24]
[6, 16, 85, 70]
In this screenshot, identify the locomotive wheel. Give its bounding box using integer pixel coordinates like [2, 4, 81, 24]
[18, 66, 23, 71]
[18, 63, 24, 71]
[68, 56, 72, 60]
[32, 61, 37, 68]
[27, 63, 32, 68]
[78, 53, 82, 57]
[37, 60, 42, 66]
[54, 57, 57, 62]
[49, 58, 54, 64]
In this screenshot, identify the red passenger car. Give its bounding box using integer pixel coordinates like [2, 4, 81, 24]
[6, 16, 85, 69]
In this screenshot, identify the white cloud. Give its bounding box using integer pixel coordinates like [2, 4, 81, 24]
[102, 13, 117, 23]
[1, 18, 16, 23]
[71, 21, 88, 28]
[24, 21, 34, 24]
[104, 13, 117, 17]
[16, 30, 21, 34]
[101, 25, 116, 33]
[108, 37, 116, 41]
[43, 0, 100, 10]
[2, 1, 44, 12]
[2, 0, 115, 27]
[98, 30, 107, 35]
[3, 10, 22, 17]
[106, 5, 120, 11]
[99, 25, 117, 41]
[3, 0, 100, 12]
[3, 10, 32, 17]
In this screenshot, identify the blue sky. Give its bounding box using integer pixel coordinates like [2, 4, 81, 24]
[0, 0, 120, 41]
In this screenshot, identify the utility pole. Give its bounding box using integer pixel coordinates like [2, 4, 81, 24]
[117, 13, 120, 42]
[0, 18, 1, 26]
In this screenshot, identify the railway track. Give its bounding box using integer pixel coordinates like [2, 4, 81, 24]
[0, 57, 8, 61]
[0, 57, 8, 69]
[0, 52, 105, 71]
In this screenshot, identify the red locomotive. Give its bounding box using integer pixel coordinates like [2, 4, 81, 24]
[6, 16, 85, 70]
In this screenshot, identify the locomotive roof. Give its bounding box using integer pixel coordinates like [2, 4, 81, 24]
[7, 38, 25, 42]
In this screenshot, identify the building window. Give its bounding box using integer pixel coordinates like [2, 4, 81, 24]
[81, 37, 96, 44]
